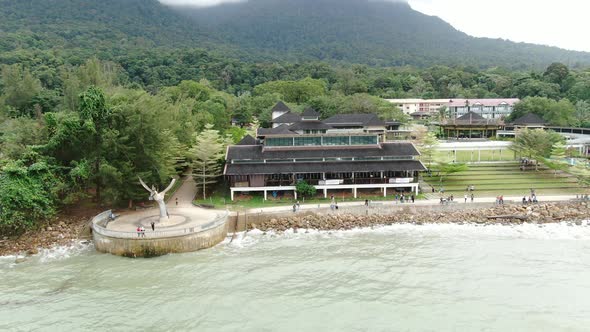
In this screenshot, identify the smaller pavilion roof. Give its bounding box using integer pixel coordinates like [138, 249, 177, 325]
[512, 113, 546, 125]
[257, 124, 296, 136]
[271, 101, 291, 113]
[302, 107, 321, 118]
[271, 111, 302, 124]
[236, 135, 257, 146]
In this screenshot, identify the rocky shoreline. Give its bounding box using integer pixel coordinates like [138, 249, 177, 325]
[3, 201, 589, 259]
[250, 202, 590, 232]
[0, 212, 93, 259]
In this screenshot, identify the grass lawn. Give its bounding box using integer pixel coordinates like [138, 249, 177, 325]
[436, 150, 517, 163]
[424, 162, 586, 197]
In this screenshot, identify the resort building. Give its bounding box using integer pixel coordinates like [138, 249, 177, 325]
[440, 111, 503, 139]
[224, 103, 426, 201]
[386, 99, 450, 118]
[448, 98, 520, 119]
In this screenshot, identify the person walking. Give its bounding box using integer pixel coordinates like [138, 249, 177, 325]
[150, 221, 155, 231]
[175, 197, 178, 206]
[365, 199, 369, 207]
[140, 226, 146, 238]
[464, 194, 467, 203]
[470, 193, 474, 202]
[296, 201, 301, 211]
[411, 194, 415, 203]
[136, 226, 141, 237]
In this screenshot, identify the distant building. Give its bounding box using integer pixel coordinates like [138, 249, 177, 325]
[225, 102, 425, 200]
[386, 99, 450, 117]
[440, 111, 503, 139]
[386, 98, 520, 120]
[448, 98, 520, 119]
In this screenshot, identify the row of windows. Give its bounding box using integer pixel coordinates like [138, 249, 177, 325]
[232, 156, 415, 164]
[265, 135, 379, 147]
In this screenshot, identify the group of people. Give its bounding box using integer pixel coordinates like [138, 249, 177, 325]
[136, 221, 156, 237]
[440, 194, 454, 204]
[495, 195, 505, 205]
[394, 193, 415, 203]
[522, 194, 538, 204]
[464, 193, 475, 203]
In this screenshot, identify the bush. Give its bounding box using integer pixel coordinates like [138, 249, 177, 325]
[0, 162, 58, 235]
[296, 180, 317, 198]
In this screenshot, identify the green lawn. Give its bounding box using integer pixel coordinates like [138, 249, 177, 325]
[435, 150, 517, 163]
[424, 162, 586, 196]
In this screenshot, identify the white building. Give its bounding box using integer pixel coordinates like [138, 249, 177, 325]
[448, 99, 520, 119]
[386, 99, 450, 117]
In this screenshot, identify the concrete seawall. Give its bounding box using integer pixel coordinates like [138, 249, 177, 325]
[92, 211, 228, 257]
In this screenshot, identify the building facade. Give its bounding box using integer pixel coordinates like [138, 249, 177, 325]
[224, 103, 426, 200]
[448, 99, 520, 119]
[386, 99, 450, 117]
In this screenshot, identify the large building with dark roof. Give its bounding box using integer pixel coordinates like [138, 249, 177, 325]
[225, 102, 425, 200]
[440, 111, 503, 139]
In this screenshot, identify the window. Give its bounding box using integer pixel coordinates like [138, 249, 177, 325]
[266, 137, 293, 146]
[350, 136, 378, 145]
[323, 136, 350, 146]
[294, 137, 321, 146]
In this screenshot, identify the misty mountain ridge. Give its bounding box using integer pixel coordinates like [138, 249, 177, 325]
[1, 0, 590, 69]
[172, 0, 590, 68]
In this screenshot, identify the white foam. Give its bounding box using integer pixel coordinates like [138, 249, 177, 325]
[36, 241, 94, 263]
[229, 221, 590, 246]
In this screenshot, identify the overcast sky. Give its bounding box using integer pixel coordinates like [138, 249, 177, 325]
[159, 0, 590, 52]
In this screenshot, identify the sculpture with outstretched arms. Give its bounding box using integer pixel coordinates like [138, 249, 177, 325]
[139, 177, 176, 223]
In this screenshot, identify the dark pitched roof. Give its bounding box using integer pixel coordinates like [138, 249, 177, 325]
[227, 142, 420, 160]
[236, 135, 257, 146]
[324, 114, 385, 127]
[512, 113, 546, 125]
[445, 111, 500, 126]
[302, 107, 320, 117]
[271, 101, 291, 113]
[288, 121, 333, 131]
[271, 111, 302, 124]
[225, 160, 426, 175]
[456, 111, 485, 121]
[257, 124, 296, 136]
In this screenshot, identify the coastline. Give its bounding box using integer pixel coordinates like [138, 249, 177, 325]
[2, 199, 589, 259]
[0, 210, 93, 258]
[247, 201, 590, 232]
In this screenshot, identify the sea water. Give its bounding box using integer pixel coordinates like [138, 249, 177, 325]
[1, 223, 590, 331]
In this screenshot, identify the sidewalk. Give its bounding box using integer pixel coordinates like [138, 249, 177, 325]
[246, 194, 579, 214]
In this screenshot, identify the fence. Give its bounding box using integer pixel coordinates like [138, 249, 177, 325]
[92, 210, 229, 239]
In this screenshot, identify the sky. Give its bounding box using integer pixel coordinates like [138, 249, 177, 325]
[159, 0, 590, 52]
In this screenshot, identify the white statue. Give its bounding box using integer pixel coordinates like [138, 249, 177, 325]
[139, 177, 176, 223]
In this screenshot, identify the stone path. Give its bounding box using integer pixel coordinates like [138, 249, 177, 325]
[245, 194, 579, 214]
[168, 173, 199, 208]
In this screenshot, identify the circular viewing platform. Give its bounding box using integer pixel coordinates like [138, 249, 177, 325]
[91, 207, 228, 258]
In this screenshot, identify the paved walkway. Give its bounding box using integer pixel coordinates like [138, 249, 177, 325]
[245, 194, 579, 214]
[107, 175, 222, 232]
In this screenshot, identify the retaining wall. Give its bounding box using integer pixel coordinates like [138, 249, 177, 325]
[92, 211, 228, 258]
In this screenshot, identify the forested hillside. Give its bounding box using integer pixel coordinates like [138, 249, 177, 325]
[175, 0, 590, 69]
[2, 0, 590, 69]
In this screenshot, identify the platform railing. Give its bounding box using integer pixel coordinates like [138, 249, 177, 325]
[91, 210, 228, 239]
